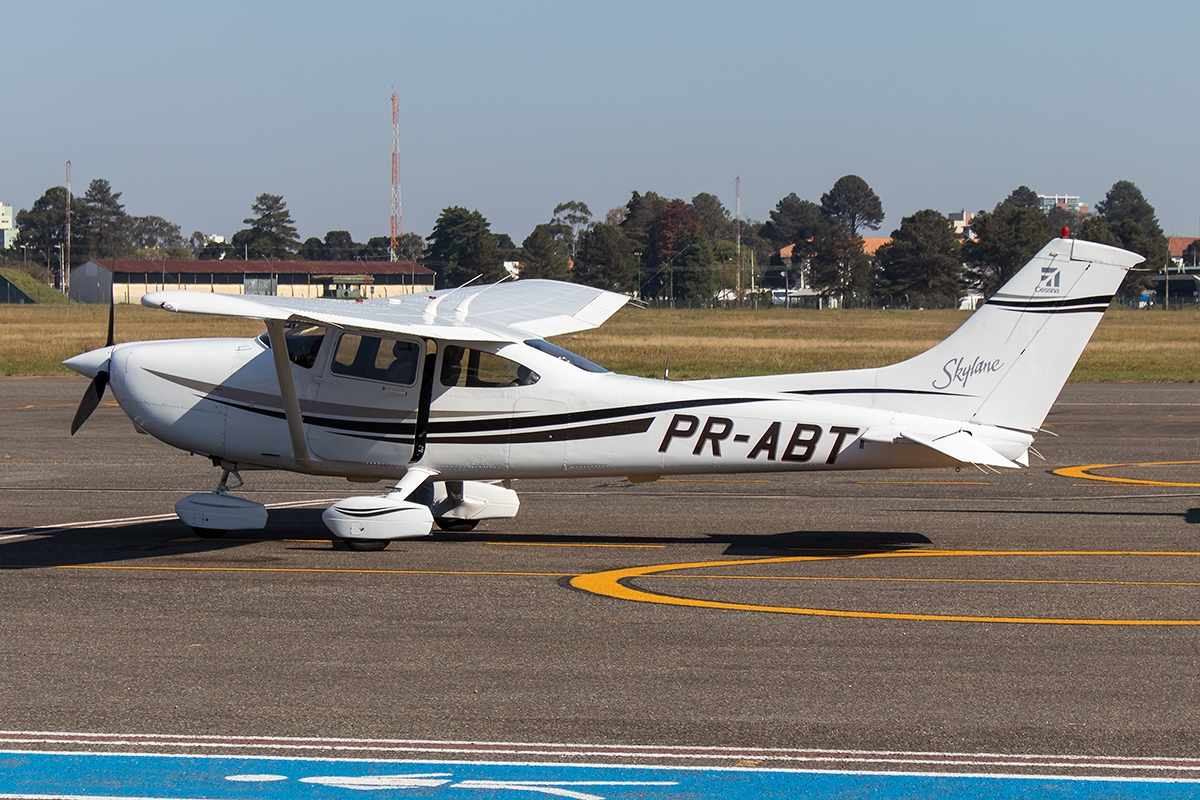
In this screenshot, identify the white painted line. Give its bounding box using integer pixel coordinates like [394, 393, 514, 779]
[0, 499, 341, 539]
[0, 732, 1197, 774]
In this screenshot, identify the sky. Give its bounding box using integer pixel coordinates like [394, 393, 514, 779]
[5, 1, 1200, 246]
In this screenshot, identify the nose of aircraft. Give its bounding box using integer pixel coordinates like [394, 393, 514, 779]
[63, 345, 115, 379]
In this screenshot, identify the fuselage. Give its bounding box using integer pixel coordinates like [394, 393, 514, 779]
[100, 328, 1031, 483]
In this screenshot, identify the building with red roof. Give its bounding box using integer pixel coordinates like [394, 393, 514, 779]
[69, 258, 435, 304]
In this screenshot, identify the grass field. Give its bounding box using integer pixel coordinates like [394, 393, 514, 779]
[1, 302, 1197, 382]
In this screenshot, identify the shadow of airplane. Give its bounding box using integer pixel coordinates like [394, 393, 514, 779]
[0, 507, 932, 568]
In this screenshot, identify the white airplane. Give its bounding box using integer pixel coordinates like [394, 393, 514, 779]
[65, 236, 1142, 550]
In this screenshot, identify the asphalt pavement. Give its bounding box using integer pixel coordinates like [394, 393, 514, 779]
[2, 377, 1199, 778]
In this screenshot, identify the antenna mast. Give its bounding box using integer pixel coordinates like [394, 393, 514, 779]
[735, 176, 741, 302]
[64, 160, 72, 296]
[389, 92, 402, 263]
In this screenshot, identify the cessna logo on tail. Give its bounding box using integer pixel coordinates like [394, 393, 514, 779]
[1036, 266, 1061, 293]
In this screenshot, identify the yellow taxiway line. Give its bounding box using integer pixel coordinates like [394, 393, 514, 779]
[1054, 460, 1200, 487]
[570, 550, 1200, 625]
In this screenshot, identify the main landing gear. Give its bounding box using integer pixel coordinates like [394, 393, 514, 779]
[173, 468, 517, 551]
[323, 477, 519, 551]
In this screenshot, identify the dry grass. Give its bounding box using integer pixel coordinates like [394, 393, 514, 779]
[0, 305, 261, 376]
[2, 302, 1197, 382]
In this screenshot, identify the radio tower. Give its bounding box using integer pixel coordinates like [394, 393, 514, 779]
[389, 92, 401, 263]
[735, 176, 741, 302]
[64, 160, 72, 296]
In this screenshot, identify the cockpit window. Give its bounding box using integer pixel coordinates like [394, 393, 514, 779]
[330, 333, 420, 385]
[524, 339, 608, 373]
[440, 345, 539, 388]
[258, 323, 326, 369]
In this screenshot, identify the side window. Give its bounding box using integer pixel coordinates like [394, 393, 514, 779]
[440, 345, 539, 388]
[259, 323, 326, 369]
[331, 333, 420, 385]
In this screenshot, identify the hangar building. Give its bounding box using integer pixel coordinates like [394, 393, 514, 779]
[69, 259, 436, 304]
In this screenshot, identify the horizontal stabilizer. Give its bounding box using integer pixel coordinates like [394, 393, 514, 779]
[864, 428, 1020, 469]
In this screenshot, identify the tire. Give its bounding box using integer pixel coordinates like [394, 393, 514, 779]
[192, 527, 228, 539]
[339, 537, 390, 551]
[434, 517, 479, 532]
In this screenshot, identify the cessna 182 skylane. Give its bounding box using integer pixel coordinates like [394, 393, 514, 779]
[65, 236, 1142, 550]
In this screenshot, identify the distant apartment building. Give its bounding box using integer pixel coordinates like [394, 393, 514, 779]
[948, 210, 974, 237]
[1037, 194, 1090, 216]
[0, 201, 17, 249]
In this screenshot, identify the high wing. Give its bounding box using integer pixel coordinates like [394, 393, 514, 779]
[142, 279, 630, 342]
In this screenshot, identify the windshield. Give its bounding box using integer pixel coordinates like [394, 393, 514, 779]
[524, 339, 608, 373]
[258, 323, 327, 369]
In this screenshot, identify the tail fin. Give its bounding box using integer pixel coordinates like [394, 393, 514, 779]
[699, 237, 1143, 431]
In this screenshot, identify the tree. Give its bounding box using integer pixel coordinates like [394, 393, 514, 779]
[1095, 180, 1164, 238]
[604, 205, 629, 227]
[188, 231, 209, 257]
[1093, 180, 1168, 294]
[673, 236, 717, 301]
[322, 230, 356, 261]
[299, 237, 324, 260]
[551, 201, 592, 258]
[619, 191, 667, 258]
[77, 179, 131, 261]
[760, 193, 823, 249]
[128, 215, 185, 256]
[573, 223, 636, 291]
[1003, 185, 1041, 210]
[426, 206, 506, 287]
[875, 210, 962, 306]
[962, 204, 1052, 294]
[820, 175, 884, 236]
[1074, 215, 1122, 248]
[396, 231, 426, 263]
[232, 193, 301, 259]
[690, 192, 731, 243]
[13, 187, 75, 268]
[1183, 240, 1200, 268]
[520, 224, 571, 280]
[808, 227, 872, 301]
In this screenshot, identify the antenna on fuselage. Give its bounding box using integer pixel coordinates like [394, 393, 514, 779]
[663, 356, 670, 381]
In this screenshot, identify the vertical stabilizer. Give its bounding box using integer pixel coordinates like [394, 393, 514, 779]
[696, 238, 1143, 431]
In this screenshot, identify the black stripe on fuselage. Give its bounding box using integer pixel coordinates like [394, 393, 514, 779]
[205, 395, 764, 440]
[332, 417, 655, 446]
[787, 387, 974, 398]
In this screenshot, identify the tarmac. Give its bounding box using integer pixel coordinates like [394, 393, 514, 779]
[2, 377, 1200, 780]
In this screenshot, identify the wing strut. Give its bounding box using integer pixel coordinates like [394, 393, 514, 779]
[264, 320, 319, 470]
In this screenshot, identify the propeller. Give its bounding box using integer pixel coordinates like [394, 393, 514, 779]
[69, 291, 116, 435]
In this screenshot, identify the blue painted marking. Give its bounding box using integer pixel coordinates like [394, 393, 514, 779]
[1, 751, 1198, 799]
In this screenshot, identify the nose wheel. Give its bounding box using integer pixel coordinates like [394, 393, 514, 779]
[192, 527, 228, 539]
[175, 468, 267, 539]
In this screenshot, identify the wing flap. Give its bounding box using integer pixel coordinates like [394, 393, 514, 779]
[862, 428, 1020, 469]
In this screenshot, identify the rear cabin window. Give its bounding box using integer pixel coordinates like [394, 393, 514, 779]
[330, 333, 420, 385]
[440, 345, 539, 388]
